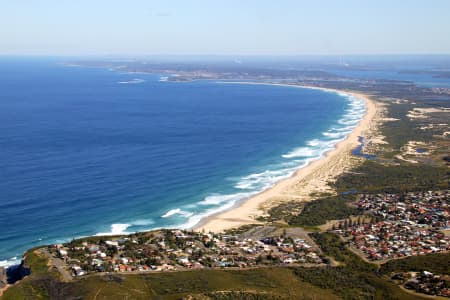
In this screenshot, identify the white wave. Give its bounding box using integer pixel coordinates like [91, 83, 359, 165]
[282, 141, 335, 163]
[338, 118, 360, 125]
[334, 97, 366, 128]
[331, 125, 355, 132]
[131, 219, 155, 226]
[306, 138, 342, 148]
[111, 223, 130, 234]
[349, 105, 365, 111]
[282, 147, 320, 158]
[161, 208, 181, 218]
[180, 199, 241, 230]
[96, 223, 130, 236]
[161, 208, 193, 218]
[234, 168, 296, 190]
[348, 113, 365, 120]
[283, 93, 366, 163]
[322, 131, 349, 139]
[241, 169, 290, 180]
[306, 139, 320, 147]
[0, 256, 20, 268]
[199, 192, 253, 205]
[188, 164, 312, 229]
[118, 78, 145, 84]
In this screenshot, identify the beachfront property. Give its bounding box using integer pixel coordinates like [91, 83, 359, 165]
[47, 228, 326, 277]
[335, 191, 449, 261]
[42, 190, 449, 278]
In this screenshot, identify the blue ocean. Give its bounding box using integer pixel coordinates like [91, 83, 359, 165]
[0, 57, 366, 266]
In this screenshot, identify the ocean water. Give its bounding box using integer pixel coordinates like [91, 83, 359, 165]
[0, 57, 366, 266]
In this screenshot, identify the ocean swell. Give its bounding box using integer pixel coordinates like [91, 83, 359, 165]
[165, 90, 366, 230]
[46, 89, 366, 242]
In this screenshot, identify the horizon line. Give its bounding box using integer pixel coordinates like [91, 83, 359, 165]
[2, 53, 450, 58]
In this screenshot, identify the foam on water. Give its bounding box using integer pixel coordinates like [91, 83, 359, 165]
[0, 256, 20, 268]
[332, 125, 355, 132]
[308, 138, 344, 148]
[322, 130, 351, 139]
[282, 147, 320, 158]
[234, 168, 296, 190]
[338, 118, 360, 125]
[118, 78, 145, 84]
[180, 198, 245, 230]
[161, 208, 194, 218]
[96, 223, 131, 236]
[282, 137, 344, 161]
[131, 219, 155, 226]
[199, 193, 253, 205]
[94, 218, 156, 236]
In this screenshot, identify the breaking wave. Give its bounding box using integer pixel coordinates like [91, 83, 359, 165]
[161, 208, 194, 218]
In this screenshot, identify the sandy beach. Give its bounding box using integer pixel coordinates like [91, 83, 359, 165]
[194, 84, 378, 233]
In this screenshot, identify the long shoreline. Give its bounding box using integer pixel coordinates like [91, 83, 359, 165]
[0, 83, 377, 269]
[194, 83, 378, 233]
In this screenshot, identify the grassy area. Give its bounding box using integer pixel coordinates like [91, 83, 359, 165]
[293, 232, 424, 300]
[4, 267, 341, 299]
[258, 201, 304, 224]
[287, 195, 359, 227]
[2, 251, 58, 300]
[137, 268, 339, 300]
[380, 252, 450, 275]
[380, 102, 424, 150]
[381, 101, 450, 151]
[334, 160, 449, 194]
[309, 232, 376, 272]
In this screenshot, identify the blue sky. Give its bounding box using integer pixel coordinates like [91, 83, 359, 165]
[1, 0, 450, 55]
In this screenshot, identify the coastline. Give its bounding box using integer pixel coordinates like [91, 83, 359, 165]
[194, 83, 378, 233]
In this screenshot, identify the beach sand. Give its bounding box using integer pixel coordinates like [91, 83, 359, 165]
[194, 84, 378, 233]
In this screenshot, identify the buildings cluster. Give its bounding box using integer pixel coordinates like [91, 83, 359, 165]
[430, 87, 450, 95]
[392, 271, 450, 297]
[337, 191, 449, 261]
[49, 229, 325, 277]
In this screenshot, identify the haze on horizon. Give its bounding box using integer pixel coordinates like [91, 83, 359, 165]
[1, 0, 450, 56]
